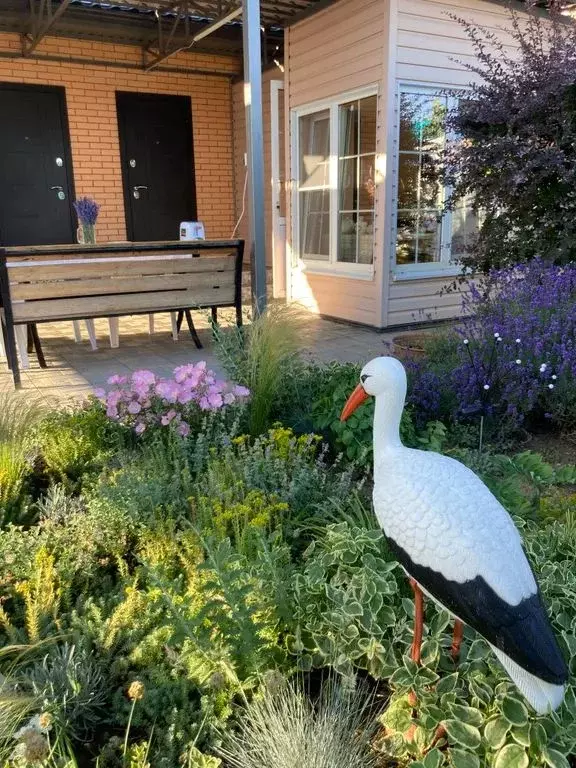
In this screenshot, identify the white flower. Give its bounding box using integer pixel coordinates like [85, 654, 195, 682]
[463, 339, 469, 345]
[515, 338, 521, 344]
[494, 332, 500, 338]
[516, 359, 522, 365]
[552, 374, 557, 380]
[483, 384, 490, 390]
[496, 337, 502, 342]
[540, 364, 547, 372]
[549, 384, 555, 390]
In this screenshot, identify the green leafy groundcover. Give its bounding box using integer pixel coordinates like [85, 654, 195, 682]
[1, 391, 576, 768]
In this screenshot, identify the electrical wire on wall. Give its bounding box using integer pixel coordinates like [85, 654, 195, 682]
[232, 167, 248, 238]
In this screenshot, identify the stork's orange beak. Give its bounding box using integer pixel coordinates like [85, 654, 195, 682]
[340, 383, 369, 421]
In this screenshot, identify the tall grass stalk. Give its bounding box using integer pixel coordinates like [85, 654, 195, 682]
[0, 389, 45, 445]
[213, 305, 305, 436]
[219, 678, 380, 768]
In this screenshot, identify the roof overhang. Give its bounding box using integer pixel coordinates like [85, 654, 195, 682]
[0, 0, 331, 67]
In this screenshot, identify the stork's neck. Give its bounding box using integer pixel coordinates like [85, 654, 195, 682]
[373, 389, 405, 457]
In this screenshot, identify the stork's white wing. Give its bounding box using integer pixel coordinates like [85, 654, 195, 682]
[373, 448, 537, 605]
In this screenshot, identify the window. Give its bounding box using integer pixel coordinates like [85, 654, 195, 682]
[295, 89, 378, 275]
[394, 85, 477, 275]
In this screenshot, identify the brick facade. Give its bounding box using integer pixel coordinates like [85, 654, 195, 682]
[0, 33, 242, 243]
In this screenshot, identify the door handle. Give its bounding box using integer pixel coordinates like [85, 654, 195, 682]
[133, 185, 148, 199]
[50, 185, 66, 200]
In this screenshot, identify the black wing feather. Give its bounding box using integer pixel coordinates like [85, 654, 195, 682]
[387, 536, 568, 685]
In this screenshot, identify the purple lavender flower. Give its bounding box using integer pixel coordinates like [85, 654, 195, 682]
[73, 197, 100, 226]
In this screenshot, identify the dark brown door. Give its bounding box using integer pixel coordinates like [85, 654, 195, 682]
[116, 92, 197, 242]
[0, 83, 75, 246]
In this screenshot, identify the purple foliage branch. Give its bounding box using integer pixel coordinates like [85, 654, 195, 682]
[73, 197, 100, 226]
[443, 7, 576, 271]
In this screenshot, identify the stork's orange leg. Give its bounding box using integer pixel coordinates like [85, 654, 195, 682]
[451, 619, 464, 663]
[410, 578, 424, 665]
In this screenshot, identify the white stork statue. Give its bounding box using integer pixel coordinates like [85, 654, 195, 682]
[340, 356, 567, 714]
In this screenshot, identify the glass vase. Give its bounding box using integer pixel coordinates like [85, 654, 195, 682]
[82, 224, 96, 244]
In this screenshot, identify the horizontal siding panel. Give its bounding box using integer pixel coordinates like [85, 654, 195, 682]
[395, 63, 479, 86]
[289, 0, 382, 47]
[289, 4, 385, 57]
[390, 277, 462, 300]
[397, 29, 517, 58]
[290, 32, 384, 75]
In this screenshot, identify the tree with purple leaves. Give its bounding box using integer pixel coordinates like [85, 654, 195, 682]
[444, 7, 576, 271]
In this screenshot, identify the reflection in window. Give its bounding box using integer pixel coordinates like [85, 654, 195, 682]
[299, 110, 330, 261]
[338, 96, 377, 264]
[396, 91, 447, 266]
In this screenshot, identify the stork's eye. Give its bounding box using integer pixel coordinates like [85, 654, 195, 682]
[361, 374, 370, 384]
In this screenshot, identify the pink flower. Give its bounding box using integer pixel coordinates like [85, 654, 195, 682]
[106, 405, 118, 419]
[161, 409, 177, 426]
[224, 392, 235, 405]
[132, 370, 156, 388]
[199, 396, 210, 410]
[177, 388, 195, 404]
[173, 364, 198, 383]
[155, 380, 179, 403]
[233, 385, 250, 398]
[207, 392, 223, 409]
[135, 422, 146, 435]
[106, 390, 123, 407]
[107, 374, 128, 386]
[177, 422, 191, 437]
[127, 400, 142, 415]
[94, 388, 106, 400]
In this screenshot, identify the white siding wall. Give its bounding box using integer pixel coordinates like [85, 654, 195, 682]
[285, 0, 389, 326]
[285, 0, 526, 327]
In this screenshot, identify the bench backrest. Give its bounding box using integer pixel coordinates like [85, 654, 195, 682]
[0, 242, 243, 325]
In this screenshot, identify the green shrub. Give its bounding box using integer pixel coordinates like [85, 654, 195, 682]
[212, 304, 305, 436]
[34, 403, 120, 490]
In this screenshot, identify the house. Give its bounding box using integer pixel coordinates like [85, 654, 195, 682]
[0, 0, 530, 329]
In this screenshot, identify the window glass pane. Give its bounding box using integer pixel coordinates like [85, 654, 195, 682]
[338, 213, 357, 263]
[299, 110, 330, 261]
[398, 155, 419, 208]
[359, 155, 375, 210]
[339, 102, 358, 157]
[337, 95, 376, 265]
[357, 212, 374, 264]
[451, 200, 478, 260]
[418, 211, 442, 263]
[359, 95, 377, 154]
[396, 211, 418, 265]
[396, 89, 447, 266]
[339, 157, 357, 211]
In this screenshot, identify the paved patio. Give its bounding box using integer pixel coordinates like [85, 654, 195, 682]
[0, 308, 396, 405]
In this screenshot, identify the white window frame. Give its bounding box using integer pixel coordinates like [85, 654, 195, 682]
[391, 82, 464, 281]
[291, 85, 378, 281]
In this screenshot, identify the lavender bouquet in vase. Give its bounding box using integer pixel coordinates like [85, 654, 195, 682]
[73, 197, 100, 244]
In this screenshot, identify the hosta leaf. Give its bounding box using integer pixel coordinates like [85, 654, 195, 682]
[451, 749, 480, 768]
[485, 717, 510, 750]
[542, 747, 570, 768]
[494, 744, 528, 768]
[436, 673, 458, 695]
[511, 722, 531, 748]
[449, 704, 483, 726]
[502, 696, 528, 726]
[442, 719, 481, 749]
[344, 600, 363, 617]
[423, 748, 443, 768]
[530, 722, 547, 751]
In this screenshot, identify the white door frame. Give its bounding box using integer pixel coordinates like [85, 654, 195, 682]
[270, 78, 286, 298]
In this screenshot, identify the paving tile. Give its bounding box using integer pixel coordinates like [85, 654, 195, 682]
[0, 309, 398, 402]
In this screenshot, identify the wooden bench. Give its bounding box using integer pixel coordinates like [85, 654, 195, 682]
[0, 239, 244, 388]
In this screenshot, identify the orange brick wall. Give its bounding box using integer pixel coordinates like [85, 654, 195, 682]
[0, 32, 241, 242]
